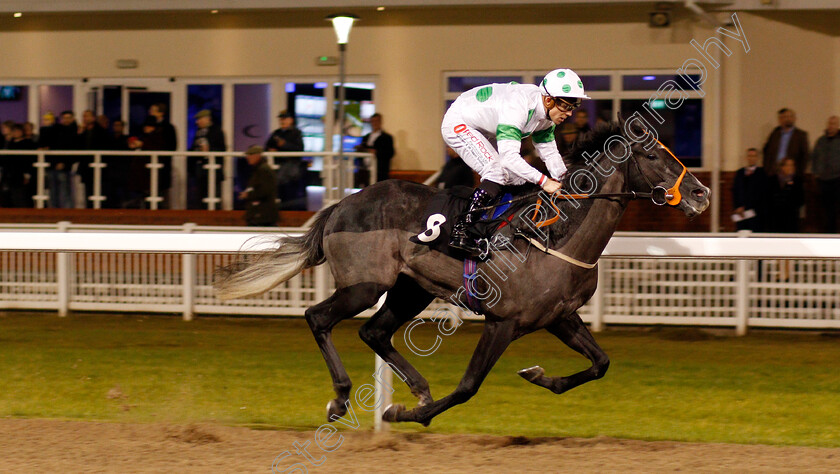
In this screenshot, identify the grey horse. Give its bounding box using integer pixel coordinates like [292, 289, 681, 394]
[214, 117, 710, 427]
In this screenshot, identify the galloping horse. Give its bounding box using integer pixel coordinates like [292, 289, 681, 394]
[214, 116, 710, 427]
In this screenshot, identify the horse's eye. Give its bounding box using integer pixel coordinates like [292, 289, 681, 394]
[646, 153, 657, 160]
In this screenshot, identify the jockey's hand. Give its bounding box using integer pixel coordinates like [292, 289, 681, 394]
[542, 179, 562, 194]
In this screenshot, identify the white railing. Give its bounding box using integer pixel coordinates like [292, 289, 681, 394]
[0, 224, 839, 334]
[0, 150, 375, 210]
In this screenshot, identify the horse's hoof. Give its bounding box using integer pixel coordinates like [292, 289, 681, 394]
[518, 365, 545, 382]
[326, 399, 347, 422]
[381, 403, 405, 423]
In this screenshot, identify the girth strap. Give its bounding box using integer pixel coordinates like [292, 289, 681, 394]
[525, 237, 598, 269]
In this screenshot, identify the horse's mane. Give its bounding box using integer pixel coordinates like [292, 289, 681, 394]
[563, 120, 622, 168]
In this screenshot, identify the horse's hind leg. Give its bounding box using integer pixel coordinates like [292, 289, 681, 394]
[358, 275, 436, 407]
[305, 282, 387, 421]
[518, 311, 610, 395]
[383, 319, 516, 426]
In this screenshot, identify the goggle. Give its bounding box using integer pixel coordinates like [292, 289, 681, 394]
[554, 97, 582, 112]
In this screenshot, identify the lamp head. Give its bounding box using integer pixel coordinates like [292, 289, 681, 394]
[327, 14, 359, 44]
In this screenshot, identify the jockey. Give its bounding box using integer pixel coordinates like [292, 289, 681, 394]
[442, 68, 591, 254]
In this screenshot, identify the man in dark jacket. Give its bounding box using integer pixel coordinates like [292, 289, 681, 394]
[763, 108, 809, 176]
[812, 115, 840, 233]
[356, 113, 395, 184]
[189, 109, 226, 209]
[265, 111, 306, 210]
[238, 145, 278, 226]
[731, 148, 768, 231]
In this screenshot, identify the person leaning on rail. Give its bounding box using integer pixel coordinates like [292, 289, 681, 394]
[441, 68, 590, 254]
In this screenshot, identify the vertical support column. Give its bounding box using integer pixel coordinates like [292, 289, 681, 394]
[590, 261, 606, 332]
[314, 264, 328, 303]
[89, 152, 106, 209]
[734, 230, 751, 336]
[182, 223, 197, 321]
[373, 354, 391, 433]
[204, 155, 221, 210]
[56, 221, 71, 317]
[221, 154, 234, 210]
[147, 154, 163, 210]
[34, 151, 49, 209]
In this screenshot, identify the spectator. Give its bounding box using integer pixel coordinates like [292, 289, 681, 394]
[189, 109, 226, 209]
[103, 119, 131, 208]
[731, 147, 768, 232]
[23, 121, 36, 143]
[264, 111, 306, 210]
[1, 120, 15, 149]
[37, 112, 58, 150]
[265, 111, 304, 152]
[811, 115, 840, 233]
[0, 123, 36, 207]
[147, 104, 177, 207]
[77, 109, 111, 205]
[356, 113, 395, 184]
[573, 109, 591, 134]
[238, 145, 278, 227]
[434, 146, 476, 189]
[767, 157, 804, 233]
[49, 110, 81, 208]
[555, 122, 579, 156]
[763, 108, 809, 176]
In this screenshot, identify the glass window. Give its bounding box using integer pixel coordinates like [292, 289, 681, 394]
[448, 76, 523, 93]
[186, 84, 223, 148]
[620, 99, 703, 167]
[622, 74, 701, 91]
[233, 83, 271, 152]
[0, 85, 28, 123]
[580, 75, 611, 92]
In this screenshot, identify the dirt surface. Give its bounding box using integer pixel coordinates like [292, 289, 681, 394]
[1, 419, 838, 473]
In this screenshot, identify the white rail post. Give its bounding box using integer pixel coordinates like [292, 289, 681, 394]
[182, 223, 197, 321]
[56, 221, 72, 317]
[590, 262, 606, 332]
[89, 152, 106, 209]
[374, 353, 391, 433]
[147, 154, 163, 210]
[204, 155, 221, 210]
[222, 154, 234, 210]
[33, 151, 50, 209]
[734, 230, 751, 336]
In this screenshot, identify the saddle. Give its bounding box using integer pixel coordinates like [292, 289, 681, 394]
[410, 185, 537, 259]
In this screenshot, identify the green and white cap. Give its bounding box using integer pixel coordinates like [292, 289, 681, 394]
[542, 68, 590, 100]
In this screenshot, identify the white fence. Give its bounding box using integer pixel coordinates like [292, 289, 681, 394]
[1, 224, 839, 334]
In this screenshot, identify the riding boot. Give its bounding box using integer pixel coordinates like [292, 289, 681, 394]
[450, 181, 499, 254]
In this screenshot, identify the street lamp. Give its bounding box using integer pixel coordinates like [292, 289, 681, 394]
[327, 13, 358, 196]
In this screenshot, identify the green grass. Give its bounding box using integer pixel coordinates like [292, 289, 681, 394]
[0, 311, 838, 447]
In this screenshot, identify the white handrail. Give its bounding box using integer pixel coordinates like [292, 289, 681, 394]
[0, 149, 374, 210]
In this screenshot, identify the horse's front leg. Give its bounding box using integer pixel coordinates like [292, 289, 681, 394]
[383, 319, 516, 426]
[518, 311, 610, 394]
[305, 282, 388, 422]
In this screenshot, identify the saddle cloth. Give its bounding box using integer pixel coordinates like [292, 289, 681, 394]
[409, 185, 524, 258]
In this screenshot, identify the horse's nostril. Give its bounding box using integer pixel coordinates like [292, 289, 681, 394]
[692, 188, 707, 199]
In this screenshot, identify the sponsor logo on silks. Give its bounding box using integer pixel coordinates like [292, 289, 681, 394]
[453, 124, 494, 163]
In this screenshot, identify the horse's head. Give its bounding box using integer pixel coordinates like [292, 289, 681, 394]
[618, 114, 710, 218]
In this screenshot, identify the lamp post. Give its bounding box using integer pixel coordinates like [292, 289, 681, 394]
[327, 13, 358, 199]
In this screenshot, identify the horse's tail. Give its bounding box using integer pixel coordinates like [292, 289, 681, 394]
[213, 204, 336, 300]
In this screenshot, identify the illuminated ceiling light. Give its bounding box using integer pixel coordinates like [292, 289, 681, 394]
[642, 75, 656, 80]
[327, 13, 358, 45]
[13, 12, 22, 18]
[210, 9, 219, 14]
[377, 6, 385, 11]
